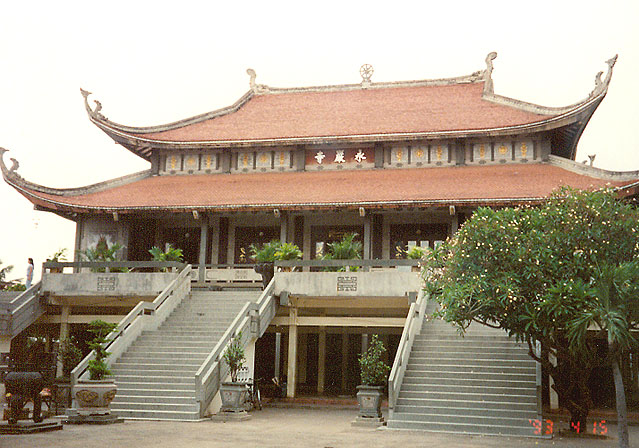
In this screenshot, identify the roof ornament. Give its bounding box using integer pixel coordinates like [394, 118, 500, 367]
[80, 88, 106, 120]
[591, 54, 618, 97]
[483, 52, 498, 95]
[0, 148, 22, 181]
[360, 64, 374, 87]
[246, 68, 269, 94]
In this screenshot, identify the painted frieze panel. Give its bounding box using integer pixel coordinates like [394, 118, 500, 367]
[515, 140, 534, 161]
[430, 143, 449, 165]
[165, 154, 182, 173]
[473, 143, 490, 163]
[200, 152, 217, 172]
[274, 150, 291, 170]
[236, 152, 255, 172]
[390, 146, 409, 167]
[494, 142, 512, 163]
[183, 153, 200, 172]
[306, 147, 374, 170]
[411, 145, 428, 166]
[255, 151, 272, 170]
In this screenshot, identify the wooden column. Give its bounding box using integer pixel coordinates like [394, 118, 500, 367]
[226, 221, 236, 265]
[198, 216, 209, 283]
[274, 333, 281, 380]
[382, 218, 391, 259]
[317, 328, 326, 394]
[363, 214, 372, 260]
[302, 218, 311, 272]
[280, 211, 288, 243]
[341, 329, 348, 393]
[298, 333, 307, 385]
[287, 307, 298, 398]
[209, 217, 220, 267]
[57, 305, 71, 377]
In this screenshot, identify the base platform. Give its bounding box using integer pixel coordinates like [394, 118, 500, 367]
[351, 416, 385, 428]
[64, 413, 124, 425]
[211, 410, 252, 422]
[0, 419, 63, 434]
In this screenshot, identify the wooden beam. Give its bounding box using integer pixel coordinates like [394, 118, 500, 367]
[270, 316, 406, 328]
[318, 328, 326, 394]
[291, 296, 409, 309]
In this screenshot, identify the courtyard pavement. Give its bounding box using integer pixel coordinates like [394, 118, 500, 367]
[3, 407, 638, 448]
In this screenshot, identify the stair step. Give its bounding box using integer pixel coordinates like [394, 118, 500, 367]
[393, 404, 536, 419]
[400, 383, 537, 395]
[113, 394, 196, 405]
[395, 397, 537, 412]
[111, 401, 198, 412]
[110, 409, 200, 421]
[387, 418, 537, 437]
[397, 391, 536, 404]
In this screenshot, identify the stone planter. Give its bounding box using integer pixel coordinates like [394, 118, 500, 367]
[254, 262, 274, 289]
[72, 379, 117, 415]
[356, 385, 384, 419]
[220, 382, 248, 413]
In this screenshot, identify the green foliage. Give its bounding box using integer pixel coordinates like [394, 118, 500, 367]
[358, 335, 390, 386]
[82, 237, 126, 272]
[274, 242, 303, 261]
[58, 336, 82, 379]
[423, 187, 639, 423]
[0, 259, 13, 282]
[223, 331, 245, 382]
[47, 248, 68, 262]
[149, 244, 184, 272]
[6, 282, 26, 291]
[86, 320, 118, 380]
[405, 246, 428, 260]
[250, 240, 281, 263]
[250, 240, 303, 263]
[322, 233, 363, 271]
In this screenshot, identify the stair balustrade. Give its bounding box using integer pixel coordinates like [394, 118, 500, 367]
[194, 279, 277, 417]
[388, 289, 428, 419]
[71, 265, 192, 385]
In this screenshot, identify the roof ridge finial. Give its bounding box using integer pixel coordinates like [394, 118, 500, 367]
[360, 64, 374, 88]
[483, 51, 498, 95]
[590, 54, 618, 97]
[246, 68, 269, 94]
[80, 88, 105, 120]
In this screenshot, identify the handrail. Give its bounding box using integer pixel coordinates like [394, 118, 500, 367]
[44, 261, 186, 272]
[71, 265, 192, 385]
[194, 279, 276, 417]
[388, 289, 428, 418]
[0, 282, 43, 337]
[276, 259, 419, 269]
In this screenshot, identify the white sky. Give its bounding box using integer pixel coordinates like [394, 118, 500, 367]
[1, 0, 638, 283]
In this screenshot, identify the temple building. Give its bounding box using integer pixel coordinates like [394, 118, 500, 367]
[2, 53, 638, 431]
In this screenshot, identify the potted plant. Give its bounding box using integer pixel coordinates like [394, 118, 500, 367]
[219, 331, 248, 413]
[356, 334, 390, 422]
[322, 232, 362, 272]
[81, 237, 126, 272]
[47, 248, 68, 273]
[56, 336, 82, 412]
[72, 320, 118, 415]
[274, 242, 302, 271]
[405, 246, 428, 272]
[251, 240, 281, 287]
[149, 244, 184, 271]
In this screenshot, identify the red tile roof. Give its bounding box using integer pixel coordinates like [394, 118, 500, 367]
[134, 83, 552, 143]
[14, 164, 635, 213]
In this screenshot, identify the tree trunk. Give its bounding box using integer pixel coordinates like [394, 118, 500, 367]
[612, 355, 630, 448]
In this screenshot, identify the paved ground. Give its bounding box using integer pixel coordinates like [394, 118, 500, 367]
[3, 408, 638, 448]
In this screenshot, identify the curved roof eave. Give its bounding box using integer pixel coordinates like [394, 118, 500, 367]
[91, 93, 603, 152]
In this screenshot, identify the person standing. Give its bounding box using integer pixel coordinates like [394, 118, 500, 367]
[26, 258, 34, 289]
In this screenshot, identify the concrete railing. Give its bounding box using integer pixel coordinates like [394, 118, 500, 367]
[194, 279, 277, 417]
[42, 262, 186, 297]
[71, 265, 192, 385]
[0, 282, 44, 338]
[388, 289, 428, 418]
[190, 264, 263, 286]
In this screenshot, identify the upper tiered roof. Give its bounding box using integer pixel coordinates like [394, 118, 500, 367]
[81, 53, 618, 161]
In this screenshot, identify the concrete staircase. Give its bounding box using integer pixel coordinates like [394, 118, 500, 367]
[388, 316, 540, 437]
[110, 290, 261, 420]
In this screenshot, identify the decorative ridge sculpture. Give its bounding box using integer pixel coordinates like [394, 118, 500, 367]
[483, 51, 498, 95]
[80, 88, 106, 121]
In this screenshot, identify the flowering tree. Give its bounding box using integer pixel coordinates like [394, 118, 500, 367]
[423, 188, 639, 444]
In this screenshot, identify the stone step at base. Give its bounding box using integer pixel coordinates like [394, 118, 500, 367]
[387, 418, 538, 437]
[111, 409, 201, 421]
[393, 404, 536, 419]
